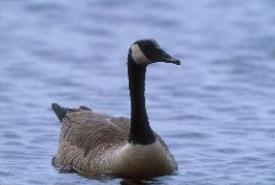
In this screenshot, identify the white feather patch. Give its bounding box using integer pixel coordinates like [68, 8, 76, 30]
[130, 44, 150, 65]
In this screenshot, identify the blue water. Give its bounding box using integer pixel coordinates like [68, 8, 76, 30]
[1, 0, 275, 185]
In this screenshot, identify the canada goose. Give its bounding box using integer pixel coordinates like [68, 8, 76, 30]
[52, 39, 180, 178]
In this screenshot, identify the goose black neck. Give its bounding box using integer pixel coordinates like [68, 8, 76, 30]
[127, 54, 156, 145]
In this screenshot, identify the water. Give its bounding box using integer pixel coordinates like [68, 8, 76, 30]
[1, 0, 275, 184]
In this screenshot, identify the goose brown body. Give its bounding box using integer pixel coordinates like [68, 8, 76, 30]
[53, 108, 177, 178]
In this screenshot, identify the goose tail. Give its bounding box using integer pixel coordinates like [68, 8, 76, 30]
[52, 103, 70, 122]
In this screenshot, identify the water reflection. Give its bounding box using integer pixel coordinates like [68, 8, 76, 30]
[121, 178, 163, 185]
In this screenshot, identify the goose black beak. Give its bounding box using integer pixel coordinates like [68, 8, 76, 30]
[156, 48, 181, 65]
[162, 57, 181, 65]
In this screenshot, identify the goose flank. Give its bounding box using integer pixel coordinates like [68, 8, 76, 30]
[52, 39, 181, 178]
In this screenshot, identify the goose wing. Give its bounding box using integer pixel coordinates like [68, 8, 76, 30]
[52, 104, 130, 174]
[60, 110, 130, 152]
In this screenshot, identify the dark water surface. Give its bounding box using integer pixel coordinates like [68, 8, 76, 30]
[1, 0, 275, 185]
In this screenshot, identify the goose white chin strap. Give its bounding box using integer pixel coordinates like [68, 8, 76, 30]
[130, 44, 150, 65]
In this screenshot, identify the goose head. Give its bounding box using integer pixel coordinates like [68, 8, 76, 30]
[129, 39, 181, 66]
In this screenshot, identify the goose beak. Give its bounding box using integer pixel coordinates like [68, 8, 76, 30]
[162, 57, 181, 65]
[156, 48, 181, 65]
